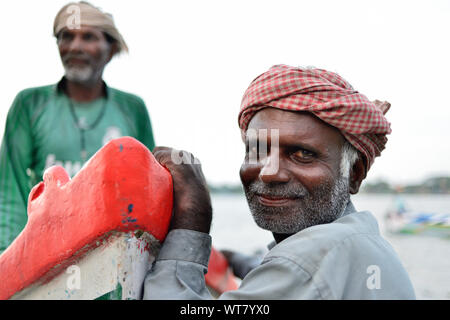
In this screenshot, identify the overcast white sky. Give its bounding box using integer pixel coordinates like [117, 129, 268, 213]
[1, 0, 449, 186]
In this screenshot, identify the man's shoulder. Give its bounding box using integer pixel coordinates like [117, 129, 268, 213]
[274, 210, 380, 246]
[264, 210, 415, 299]
[108, 87, 146, 108]
[266, 211, 385, 269]
[16, 84, 55, 102]
[8, 84, 56, 117]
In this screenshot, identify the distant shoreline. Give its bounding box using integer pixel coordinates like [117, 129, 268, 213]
[208, 176, 450, 195]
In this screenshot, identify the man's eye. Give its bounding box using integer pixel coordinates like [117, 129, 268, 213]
[59, 33, 73, 42]
[292, 149, 315, 160]
[83, 33, 95, 41]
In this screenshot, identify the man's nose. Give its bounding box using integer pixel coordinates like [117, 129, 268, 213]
[68, 35, 83, 52]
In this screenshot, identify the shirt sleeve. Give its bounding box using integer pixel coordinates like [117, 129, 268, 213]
[219, 257, 323, 299]
[221, 250, 263, 279]
[142, 229, 324, 300]
[143, 229, 214, 300]
[0, 92, 33, 252]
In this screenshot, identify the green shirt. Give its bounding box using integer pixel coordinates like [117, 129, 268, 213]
[0, 79, 155, 251]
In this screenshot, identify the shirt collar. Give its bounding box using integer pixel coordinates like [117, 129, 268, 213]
[54, 77, 110, 99]
[340, 199, 356, 218]
[267, 199, 357, 249]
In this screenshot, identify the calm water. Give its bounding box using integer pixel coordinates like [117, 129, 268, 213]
[209, 193, 450, 300]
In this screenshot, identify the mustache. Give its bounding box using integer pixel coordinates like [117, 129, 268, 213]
[62, 53, 93, 65]
[246, 180, 308, 199]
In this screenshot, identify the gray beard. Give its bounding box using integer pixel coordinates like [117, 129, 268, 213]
[244, 175, 350, 234]
[61, 51, 106, 85]
[64, 65, 95, 84]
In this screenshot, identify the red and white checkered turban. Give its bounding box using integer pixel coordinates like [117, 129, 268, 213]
[238, 64, 392, 172]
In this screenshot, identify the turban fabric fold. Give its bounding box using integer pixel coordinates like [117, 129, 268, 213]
[238, 65, 392, 172]
[53, 1, 128, 53]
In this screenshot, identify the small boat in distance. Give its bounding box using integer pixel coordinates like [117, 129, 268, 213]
[384, 198, 450, 238]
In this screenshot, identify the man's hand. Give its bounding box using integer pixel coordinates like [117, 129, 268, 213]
[153, 146, 212, 234]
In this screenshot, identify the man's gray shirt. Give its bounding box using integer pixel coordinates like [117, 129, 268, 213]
[143, 202, 416, 299]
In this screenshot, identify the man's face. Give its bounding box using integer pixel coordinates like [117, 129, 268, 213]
[57, 26, 113, 84]
[240, 108, 350, 235]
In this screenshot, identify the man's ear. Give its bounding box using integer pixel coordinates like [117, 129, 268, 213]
[349, 157, 367, 194]
[106, 42, 119, 63]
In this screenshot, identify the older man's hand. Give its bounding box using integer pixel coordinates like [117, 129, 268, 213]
[152, 146, 212, 234]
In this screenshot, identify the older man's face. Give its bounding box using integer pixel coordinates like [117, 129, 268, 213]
[240, 108, 350, 236]
[57, 26, 113, 84]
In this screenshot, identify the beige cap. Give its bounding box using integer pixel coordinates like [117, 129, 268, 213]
[53, 1, 128, 53]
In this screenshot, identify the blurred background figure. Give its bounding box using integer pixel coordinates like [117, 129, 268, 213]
[0, 1, 155, 252]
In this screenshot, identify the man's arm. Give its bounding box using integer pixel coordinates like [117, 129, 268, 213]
[142, 146, 212, 299]
[143, 229, 323, 300]
[143, 229, 214, 300]
[221, 249, 263, 280]
[0, 92, 33, 252]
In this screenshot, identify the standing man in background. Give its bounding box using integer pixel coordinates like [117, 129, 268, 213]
[0, 1, 155, 252]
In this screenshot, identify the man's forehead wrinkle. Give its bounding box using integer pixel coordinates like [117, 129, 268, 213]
[250, 108, 333, 131]
[249, 119, 341, 146]
[61, 26, 102, 35]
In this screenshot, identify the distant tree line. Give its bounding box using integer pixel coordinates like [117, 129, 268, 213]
[360, 176, 450, 194]
[208, 176, 450, 194]
[208, 183, 244, 194]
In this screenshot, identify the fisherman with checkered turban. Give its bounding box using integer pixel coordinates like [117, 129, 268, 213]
[239, 64, 392, 175]
[143, 65, 416, 300]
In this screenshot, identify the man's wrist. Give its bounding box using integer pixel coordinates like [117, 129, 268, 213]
[169, 220, 211, 234]
[157, 229, 212, 267]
